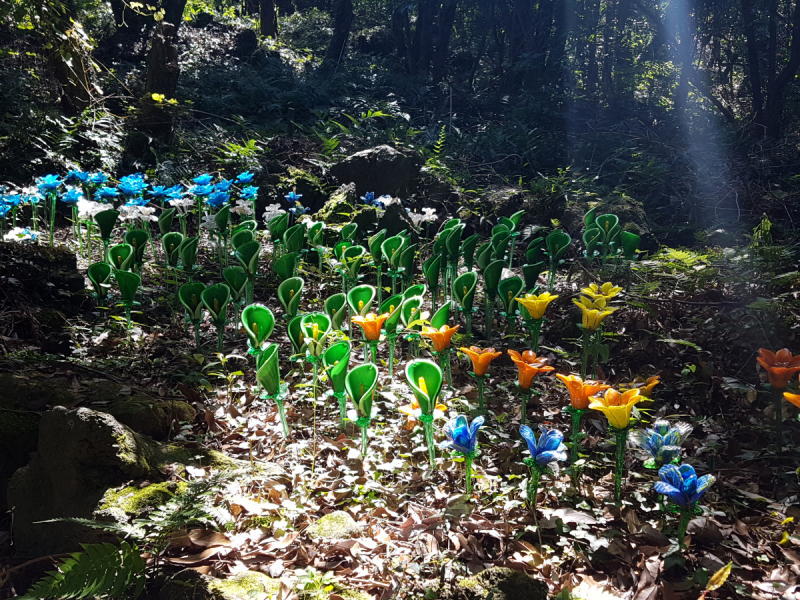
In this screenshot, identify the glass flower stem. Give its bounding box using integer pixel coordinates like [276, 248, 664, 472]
[49, 194, 56, 247]
[421, 415, 436, 467]
[527, 318, 543, 352]
[774, 387, 783, 449]
[335, 391, 347, 430]
[193, 320, 201, 349]
[232, 302, 240, 340]
[612, 426, 629, 503]
[567, 407, 585, 467]
[465, 311, 472, 336]
[520, 388, 531, 425]
[369, 340, 378, 365]
[275, 396, 290, 438]
[438, 349, 452, 390]
[508, 313, 516, 336]
[124, 305, 132, 332]
[592, 328, 603, 379]
[87, 221, 93, 260]
[678, 508, 692, 548]
[376, 266, 382, 305]
[508, 235, 517, 269]
[464, 453, 474, 495]
[485, 297, 494, 341]
[476, 375, 485, 411]
[103, 239, 110, 264]
[357, 416, 370, 455]
[387, 333, 397, 378]
[431, 287, 438, 313]
[245, 278, 254, 306]
[216, 324, 224, 352]
[580, 328, 592, 379]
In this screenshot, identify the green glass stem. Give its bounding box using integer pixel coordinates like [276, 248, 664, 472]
[508, 236, 517, 269]
[179, 215, 187, 238]
[387, 333, 398, 378]
[592, 328, 603, 379]
[520, 388, 531, 425]
[232, 303, 240, 340]
[192, 320, 201, 349]
[275, 396, 290, 438]
[103, 239, 110, 264]
[508, 313, 516, 336]
[216, 324, 225, 352]
[476, 375, 485, 411]
[566, 407, 586, 467]
[677, 508, 692, 548]
[774, 387, 784, 449]
[420, 414, 436, 467]
[49, 194, 56, 247]
[369, 340, 378, 365]
[357, 416, 371, 455]
[465, 311, 472, 336]
[526, 319, 544, 353]
[124, 305, 132, 331]
[334, 391, 347, 430]
[580, 328, 592, 379]
[524, 460, 541, 512]
[87, 221, 93, 260]
[431, 288, 439, 314]
[72, 207, 82, 253]
[245, 278, 254, 306]
[436, 349, 453, 389]
[376, 266, 382, 305]
[612, 426, 630, 503]
[464, 453, 475, 495]
[485, 297, 494, 341]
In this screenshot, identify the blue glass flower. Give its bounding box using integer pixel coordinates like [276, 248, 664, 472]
[190, 184, 214, 197]
[360, 192, 375, 203]
[288, 202, 309, 217]
[240, 186, 259, 200]
[60, 188, 84, 204]
[65, 170, 89, 184]
[632, 420, 692, 468]
[4, 194, 22, 207]
[166, 185, 185, 199]
[654, 464, 715, 509]
[215, 179, 232, 192]
[24, 193, 43, 205]
[442, 415, 484, 455]
[95, 187, 120, 200]
[118, 176, 148, 197]
[193, 173, 214, 185]
[236, 171, 254, 184]
[206, 191, 230, 208]
[88, 172, 108, 185]
[125, 196, 149, 207]
[285, 191, 303, 203]
[520, 424, 567, 468]
[0, 204, 10, 218]
[149, 185, 169, 199]
[37, 174, 63, 193]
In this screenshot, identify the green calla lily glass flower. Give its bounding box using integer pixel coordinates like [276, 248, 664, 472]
[491, 231, 512, 260]
[475, 242, 492, 272]
[621, 231, 641, 260]
[283, 223, 305, 255]
[235, 240, 261, 276]
[333, 240, 353, 261]
[234, 220, 257, 233]
[368, 230, 386, 265]
[380, 293, 404, 335]
[546, 229, 572, 260]
[124, 229, 149, 265]
[88, 262, 112, 303]
[242, 304, 275, 350]
[423, 255, 441, 292]
[162, 232, 184, 267]
[526, 237, 544, 264]
[308, 222, 324, 246]
[498, 216, 515, 232]
[401, 295, 424, 330]
[584, 206, 599, 227]
[287, 314, 304, 354]
[381, 235, 404, 269]
[405, 358, 443, 415]
[430, 302, 451, 330]
[498, 276, 524, 313]
[453, 272, 478, 312]
[231, 229, 254, 251]
[179, 237, 200, 273]
[342, 245, 366, 280]
[522, 262, 545, 292]
[109, 243, 134, 272]
[341, 222, 358, 241]
[461, 234, 479, 269]
[179, 282, 206, 321]
[278, 277, 304, 318]
[274, 253, 298, 280]
[95, 209, 120, 241]
[445, 225, 464, 260]
[158, 208, 176, 236]
[583, 228, 602, 258]
[324, 293, 347, 330]
[113, 269, 141, 305]
[398, 244, 417, 276]
[442, 218, 460, 231]
[223, 266, 249, 301]
[201, 283, 230, 324]
[596, 213, 619, 235]
[268, 212, 289, 241]
[509, 210, 526, 229]
[300, 312, 331, 357]
[323, 341, 351, 394]
[214, 205, 231, 233]
[483, 259, 505, 299]
[403, 284, 427, 300]
[346, 363, 378, 418]
[256, 343, 281, 396]
[348, 284, 376, 316]
[491, 224, 510, 237]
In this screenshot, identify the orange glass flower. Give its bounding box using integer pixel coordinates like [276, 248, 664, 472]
[352, 312, 389, 341]
[784, 392, 800, 409]
[460, 346, 502, 376]
[399, 395, 447, 426]
[757, 348, 800, 389]
[422, 324, 460, 352]
[507, 349, 554, 389]
[556, 373, 610, 410]
[621, 375, 660, 398]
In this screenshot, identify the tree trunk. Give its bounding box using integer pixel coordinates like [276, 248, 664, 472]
[260, 0, 278, 37]
[601, 0, 617, 99]
[162, 0, 189, 28]
[431, 0, 459, 82]
[324, 0, 354, 67]
[741, 0, 764, 119]
[547, 0, 574, 82]
[140, 22, 180, 140]
[764, 0, 800, 136]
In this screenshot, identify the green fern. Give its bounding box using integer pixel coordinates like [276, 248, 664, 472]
[20, 541, 145, 600]
[433, 125, 446, 156]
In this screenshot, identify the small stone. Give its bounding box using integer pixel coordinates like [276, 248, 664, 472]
[306, 510, 362, 540]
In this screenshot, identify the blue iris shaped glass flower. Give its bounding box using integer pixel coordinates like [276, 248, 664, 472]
[654, 464, 715, 510]
[215, 179, 232, 192]
[285, 191, 303, 203]
[0, 204, 10, 218]
[37, 174, 63, 193]
[288, 202, 309, 217]
[631, 420, 692, 469]
[149, 185, 169, 199]
[520, 425, 567, 469]
[206, 191, 230, 208]
[361, 192, 375, 203]
[190, 184, 215, 197]
[240, 186, 259, 200]
[166, 185, 185, 199]
[65, 170, 90, 184]
[118, 175, 148, 197]
[125, 196, 149, 207]
[88, 172, 108, 185]
[193, 173, 214, 185]
[24, 193, 43, 205]
[236, 171, 254, 184]
[442, 415, 484, 455]
[60, 188, 84, 204]
[4, 194, 22, 207]
[95, 187, 120, 200]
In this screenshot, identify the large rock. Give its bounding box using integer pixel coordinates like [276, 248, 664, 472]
[316, 183, 379, 238]
[437, 567, 547, 600]
[331, 145, 421, 198]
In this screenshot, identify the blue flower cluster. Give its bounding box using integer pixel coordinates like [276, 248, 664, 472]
[632, 420, 692, 468]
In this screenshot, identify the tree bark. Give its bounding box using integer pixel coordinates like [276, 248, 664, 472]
[741, 0, 764, 119]
[324, 0, 354, 67]
[431, 0, 459, 82]
[764, 0, 800, 136]
[140, 22, 180, 140]
[260, 0, 278, 37]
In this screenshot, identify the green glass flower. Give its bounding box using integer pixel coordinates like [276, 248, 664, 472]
[179, 282, 206, 321]
[242, 303, 275, 349]
[278, 277, 304, 318]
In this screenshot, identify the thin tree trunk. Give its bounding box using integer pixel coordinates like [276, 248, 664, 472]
[742, 0, 764, 119]
[765, 0, 800, 135]
[431, 0, 459, 82]
[324, 0, 353, 66]
[260, 0, 278, 37]
[601, 0, 616, 99]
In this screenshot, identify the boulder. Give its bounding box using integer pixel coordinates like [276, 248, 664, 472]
[306, 511, 363, 540]
[316, 183, 379, 237]
[377, 202, 418, 240]
[437, 567, 547, 600]
[107, 398, 196, 440]
[331, 145, 421, 198]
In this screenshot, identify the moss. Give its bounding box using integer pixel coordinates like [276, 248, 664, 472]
[306, 511, 362, 540]
[209, 571, 281, 600]
[99, 482, 182, 515]
[336, 590, 372, 600]
[437, 567, 548, 600]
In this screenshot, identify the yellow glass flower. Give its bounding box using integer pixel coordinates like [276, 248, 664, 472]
[516, 292, 559, 320]
[589, 388, 642, 429]
[581, 282, 623, 302]
[573, 296, 618, 330]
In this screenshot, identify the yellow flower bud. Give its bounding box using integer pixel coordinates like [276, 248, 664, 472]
[252, 322, 259, 337]
[418, 377, 428, 396]
[359, 300, 364, 310]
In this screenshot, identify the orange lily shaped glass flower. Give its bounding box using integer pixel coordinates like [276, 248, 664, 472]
[556, 373, 610, 410]
[589, 388, 642, 429]
[352, 312, 389, 341]
[622, 375, 660, 398]
[422, 324, 460, 352]
[573, 295, 618, 330]
[784, 392, 800, 409]
[516, 292, 559, 320]
[757, 348, 800, 389]
[581, 282, 623, 302]
[508, 349, 554, 389]
[399, 395, 447, 426]
[461, 346, 502, 376]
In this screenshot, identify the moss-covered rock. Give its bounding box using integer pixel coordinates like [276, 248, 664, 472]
[280, 167, 329, 212]
[107, 398, 196, 440]
[437, 567, 548, 600]
[316, 183, 359, 226]
[306, 511, 362, 540]
[98, 481, 187, 517]
[331, 145, 421, 198]
[160, 569, 281, 600]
